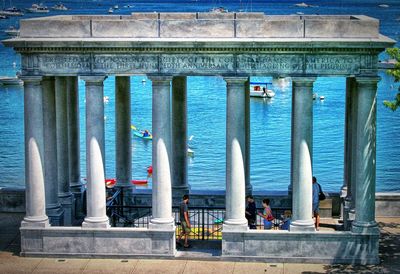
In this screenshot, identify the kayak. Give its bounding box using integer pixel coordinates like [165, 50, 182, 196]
[131, 179, 148, 185]
[133, 130, 152, 140]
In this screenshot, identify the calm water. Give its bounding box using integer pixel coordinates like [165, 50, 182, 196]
[0, 0, 399, 192]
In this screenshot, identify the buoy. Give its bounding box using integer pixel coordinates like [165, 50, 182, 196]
[147, 166, 153, 177]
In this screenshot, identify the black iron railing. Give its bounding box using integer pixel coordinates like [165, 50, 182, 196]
[107, 202, 291, 239]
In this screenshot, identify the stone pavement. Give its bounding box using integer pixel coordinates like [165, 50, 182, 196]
[0, 213, 399, 274]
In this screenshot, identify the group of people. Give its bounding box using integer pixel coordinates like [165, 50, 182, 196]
[245, 195, 291, 230]
[176, 177, 324, 248]
[245, 176, 324, 231]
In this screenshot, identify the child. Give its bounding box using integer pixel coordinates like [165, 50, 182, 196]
[258, 198, 274, 230]
[280, 210, 292, 230]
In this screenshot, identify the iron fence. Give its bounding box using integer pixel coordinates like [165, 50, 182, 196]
[107, 201, 291, 239]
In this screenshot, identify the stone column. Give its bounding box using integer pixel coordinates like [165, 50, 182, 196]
[342, 77, 357, 230]
[81, 76, 109, 228]
[66, 76, 81, 222]
[223, 77, 248, 232]
[149, 76, 174, 229]
[20, 76, 50, 227]
[55, 76, 73, 225]
[42, 77, 64, 226]
[289, 77, 315, 232]
[172, 76, 189, 197]
[351, 76, 380, 234]
[115, 76, 132, 187]
[245, 78, 252, 195]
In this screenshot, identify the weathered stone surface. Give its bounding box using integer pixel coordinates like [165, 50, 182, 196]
[92, 20, 158, 38]
[20, 18, 91, 38]
[236, 18, 303, 38]
[222, 230, 380, 264]
[160, 19, 234, 38]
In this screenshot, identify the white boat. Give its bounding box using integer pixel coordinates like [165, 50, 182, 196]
[4, 26, 19, 37]
[250, 82, 275, 98]
[27, 4, 49, 13]
[187, 148, 194, 157]
[210, 7, 228, 13]
[379, 4, 389, 8]
[113, 5, 119, 9]
[108, 7, 113, 13]
[295, 2, 317, 8]
[0, 6, 23, 16]
[0, 76, 23, 85]
[319, 96, 325, 101]
[51, 3, 68, 11]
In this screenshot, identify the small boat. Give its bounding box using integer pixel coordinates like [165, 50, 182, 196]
[27, 4, 50, 13]
[0, 7, 24, 16]
[113, 5, 119, 9]
[4, 26, 19, 37]
[187, 148, 194, 157]
[0, 15, 7, 19]
[51, 3, 68, 11]
[108, 7, 113, 13]
[379, 4, 389, 8]
[319, 96, 325, 101]
[105, 178, 148, 187]
[249, 82, 275, 98]
[132, 179, 148, 185]
[0, 76, 23, 85]
[131, 125, 152, 140]
[313, 93, 317, 100]
[210, 7, 228, 13]
[103, 96, 109, 103]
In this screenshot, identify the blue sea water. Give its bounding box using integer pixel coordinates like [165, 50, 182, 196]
[0, 0, 399, 192]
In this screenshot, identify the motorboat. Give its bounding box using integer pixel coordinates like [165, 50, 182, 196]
[113, 5, 119, 9]
[0, 76, 23, 85]
[379, 4, 389, 8]
[108, 7, 113, 13]
[187, 148, 194, 157]
[210, 7, 228, 13]
[4, 26, 19, 37]
[51, 3, 68, 11]
[27, 4, 50, 13]
[0, 6, 23, 16]
[0, 15, 7, 19]
[295, 2, 317, 8]
[249, 82, 275, 98]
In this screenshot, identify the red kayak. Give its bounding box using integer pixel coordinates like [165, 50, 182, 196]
[131, 180, 148, 185]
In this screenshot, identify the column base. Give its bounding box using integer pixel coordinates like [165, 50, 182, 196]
[289, 220, 315, 232]
[47, 204, 65, 226]
[82, 216, 110, 228]
[351, 221, 380, 234]
[223, 218, 248, 232]
[21, 216, 50, 228]
[59, 193, 74, 226]
[149, 217, 175, 230]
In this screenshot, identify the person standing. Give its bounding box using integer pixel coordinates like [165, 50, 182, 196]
[245, 195, 257, 229]
[177, 194, 191, 248]
[312, 176, 321, 231]
[258, 198, 274, 230]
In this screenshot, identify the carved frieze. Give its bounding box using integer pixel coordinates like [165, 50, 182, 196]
[160, 54, 235, 74]
[25, 52, 376, 76]
[237, 54, 303, 74]
[92, 55, 158, 74]
[305, 55, 360, 74]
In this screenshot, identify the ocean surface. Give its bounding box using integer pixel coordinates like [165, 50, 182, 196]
[0, 0, 399, 192]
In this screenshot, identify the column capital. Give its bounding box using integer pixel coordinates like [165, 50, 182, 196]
[20, 75, 43, 84]
[355, 76, 381, 85]
[81, 75, 107, 85]
[148, 76, 173, 83]
[223, 76, 249, 85]
[291, 77, 317, 87]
